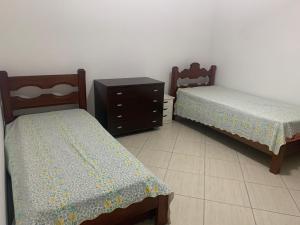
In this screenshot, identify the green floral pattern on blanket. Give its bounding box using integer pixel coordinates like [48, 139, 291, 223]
[5, 109, 170, 225]
[175, 86, 300, 154]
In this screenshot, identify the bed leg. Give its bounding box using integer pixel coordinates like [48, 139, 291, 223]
[269, 145, 286, 174]
[155, 196, 169, 225]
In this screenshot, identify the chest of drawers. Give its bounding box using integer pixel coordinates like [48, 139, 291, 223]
[94, 77, 165, 136]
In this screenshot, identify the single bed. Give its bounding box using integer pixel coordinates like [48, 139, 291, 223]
[0, 70, 171, 225]
[170, 63, 300, 174]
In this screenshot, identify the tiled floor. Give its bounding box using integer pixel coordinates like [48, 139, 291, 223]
[117, 120, 300, 225]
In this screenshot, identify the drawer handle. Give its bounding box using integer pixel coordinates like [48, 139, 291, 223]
[116, 92, 123, 96]
[153, 99, 158, 103]
[163, 115, 167, 117]
[163, 108, 168, 110]
[153, 89, 159, 92]
[116, 104, 123, 107]
[152, 110, 157, 113]
[117, 126, 123, 129]
[152, 120, 157, 123]
[163, 101, 168, 103]
[117, 115, 123, 118]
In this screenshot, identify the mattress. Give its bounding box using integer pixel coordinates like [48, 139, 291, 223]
[5, 109, 170, 225]
[175, 85, 300, 154]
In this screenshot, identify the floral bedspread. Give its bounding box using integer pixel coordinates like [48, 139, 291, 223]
[5, 109, 170, 225]
[175, 86, 300, 154]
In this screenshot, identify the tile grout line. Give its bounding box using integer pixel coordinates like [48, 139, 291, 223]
[236, 151, 258, 225]
[175, 192, 251, 208]
[125, 132, 153, 158]
[279, 174, 300, 214]
[165, 125, 180, 171]
[243, 179, 297, 190]
[163, 123, 179, 223]
[203, 173, 289, 189]
[137, 147, 297, 190]
[140, 148, 202, 156]
[250, 207, 300, 218]
[164, 123, 182, 223]
[137, 124, 180, 225]
[139, 133, 151, 155]
[173, 193, 300, 218]
[148, 166, 205, 175]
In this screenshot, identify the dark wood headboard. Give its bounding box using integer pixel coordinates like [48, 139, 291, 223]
[0, 69, 87, 124]
[169, 63, 217, 97]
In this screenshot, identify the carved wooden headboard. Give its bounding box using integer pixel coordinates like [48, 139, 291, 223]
[0, 69, 87, 124]
[169, 63, 217, 97]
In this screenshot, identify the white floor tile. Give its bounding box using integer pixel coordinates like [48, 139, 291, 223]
[146, 166, 167, 181]
[137, 149, 172, 168]
[253, 209, 300, 225]
[126, 146, 142, 157]
[246, 182, 299, 216]
[173, 139, 205, 157]
[143, 134, 176, 152]
[117, 132, 150, 148]
[170, 195, 204, 225]
[290, 190, 300, 210]
[237, 149, 270, 167]
[205, 158, 243, 181]
[205, 176, 250, 207]
[177, 126, 206, 143]
[205, 200, 255, 225]
[241, 164, 285, 187]
[281, 160, 300, 191]
[206, 141, 239, 162]
[168, 153, 204, 174]
[165, 170, 204, 198]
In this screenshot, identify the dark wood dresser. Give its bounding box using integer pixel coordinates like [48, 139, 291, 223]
[94, 77, 165, 136]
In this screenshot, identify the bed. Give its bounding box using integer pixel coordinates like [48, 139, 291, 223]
[170, 63, 300, 174]
[0, 70, 171, 225]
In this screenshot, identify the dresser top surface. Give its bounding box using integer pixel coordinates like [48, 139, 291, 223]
[94, 77, 164, 87]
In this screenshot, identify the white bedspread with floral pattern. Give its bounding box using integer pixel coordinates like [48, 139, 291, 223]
[175, 86, 300, 154]
[5, 109, 170, 225]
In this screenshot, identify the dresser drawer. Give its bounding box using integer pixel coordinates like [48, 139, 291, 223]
[109, 116, 162, 135]
[108, 84, 163, 99]
[143, 84, 164, 96]
[163, 100, 173, 110]
[163, 114, 172, 123]
[109, 98, 163, 112]
[109, 105, 163, 123]
[163, 107, 172, 116]
[108, 86, 139, 101]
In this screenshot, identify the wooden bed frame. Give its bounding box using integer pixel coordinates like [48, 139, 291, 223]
[170, 63, 300, 174]
[0, 70, 170, 225]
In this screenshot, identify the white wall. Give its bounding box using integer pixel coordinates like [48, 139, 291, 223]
[0, 110, 6, 225]
[211, 0, 300, 105]
[0, 0, 214, 113]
